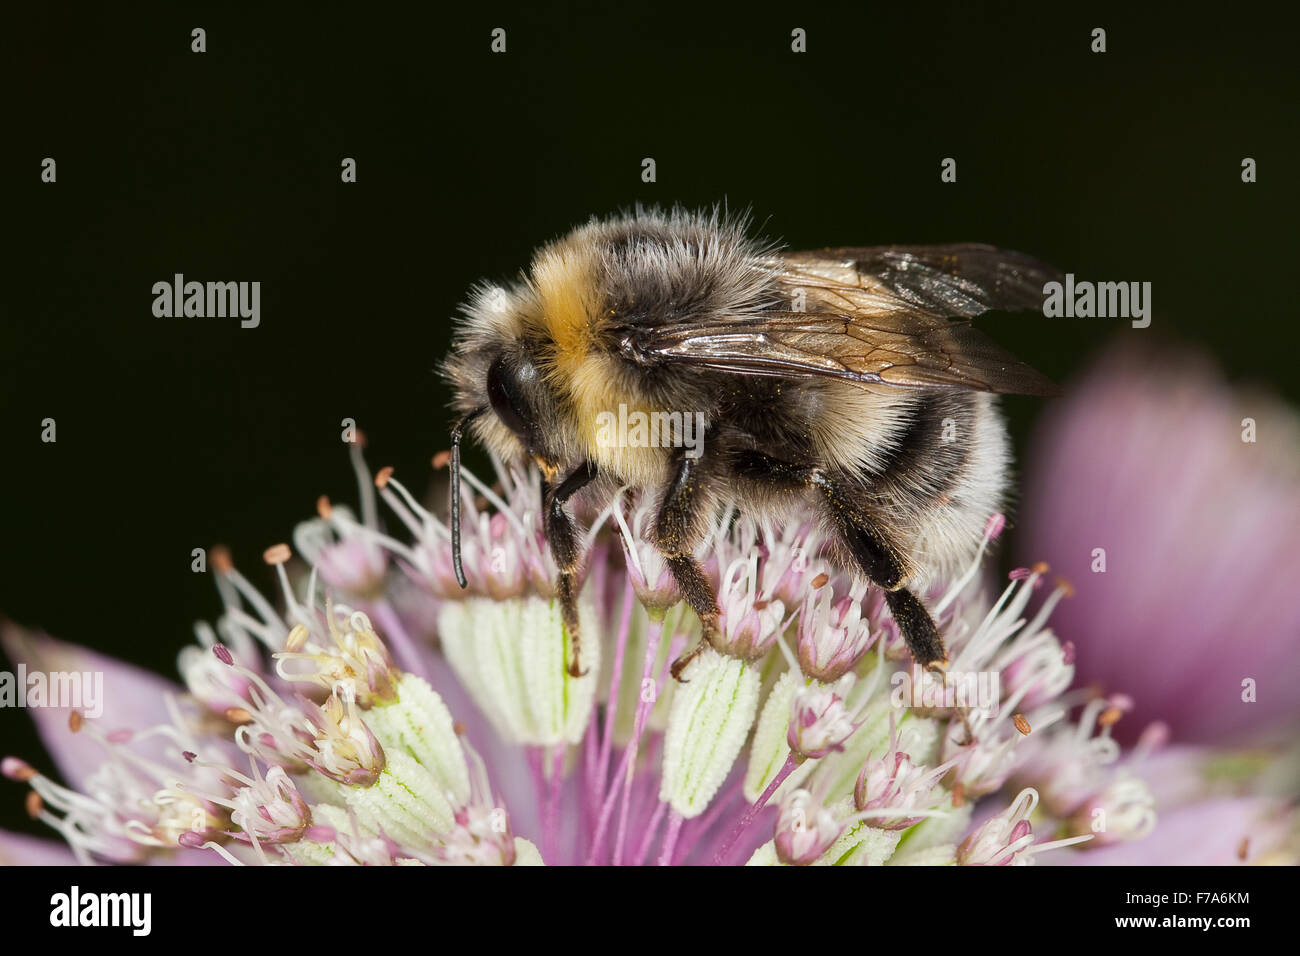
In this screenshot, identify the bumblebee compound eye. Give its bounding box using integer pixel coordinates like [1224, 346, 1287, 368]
[486, 354, 538, 445]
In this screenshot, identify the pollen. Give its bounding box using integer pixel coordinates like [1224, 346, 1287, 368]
[1, 758, 37, 782]
[284, 624, 308, 652]
[211, 544, 234, 575]
[263, 543, 292, 565]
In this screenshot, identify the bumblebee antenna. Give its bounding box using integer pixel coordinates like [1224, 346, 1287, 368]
[450, 408, 485, 589]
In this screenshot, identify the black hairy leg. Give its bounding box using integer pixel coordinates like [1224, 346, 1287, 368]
[732, 449, 948, 669]
[544, 460, 598, 677]
[651, 451, 723, 681]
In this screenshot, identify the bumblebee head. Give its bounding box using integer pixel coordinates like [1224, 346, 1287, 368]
[443, 278, 569, 468]
[444, 279, 572, 587]
[485, 352, 561, 479]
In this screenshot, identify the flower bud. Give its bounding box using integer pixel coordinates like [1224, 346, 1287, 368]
[774, 790, 843, 865]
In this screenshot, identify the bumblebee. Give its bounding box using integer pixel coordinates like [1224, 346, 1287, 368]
[443, 207, 1056, 678]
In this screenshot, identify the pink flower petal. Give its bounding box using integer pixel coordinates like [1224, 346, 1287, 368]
[0, 828, 78, 866]
[1017, 343, 1300, 744]
[1045, 797, 1291, 866]
[1, 625, 182, 790]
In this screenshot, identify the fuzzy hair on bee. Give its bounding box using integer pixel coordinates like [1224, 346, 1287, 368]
[443, 206, 1058, 679]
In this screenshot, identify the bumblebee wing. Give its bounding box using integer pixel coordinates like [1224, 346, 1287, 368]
[621, 244, 1058, 395]
[783, 244, 1057, 318]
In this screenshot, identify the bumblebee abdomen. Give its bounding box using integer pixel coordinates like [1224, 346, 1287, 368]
[828, 388, 1010, 585]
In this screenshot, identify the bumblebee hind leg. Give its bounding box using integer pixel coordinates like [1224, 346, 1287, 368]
[880, 588, 946, 668]
[732, 449, 948, 669]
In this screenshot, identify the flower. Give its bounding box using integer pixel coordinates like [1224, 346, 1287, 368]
[1011, 341, 1300, 865]
[291, 439, 390, 600]
[787, 677, 860, 760]
[1018, 342, 1300, 744]
[795, 578, 878, 682]
[3, 448, 1159, 866]
[772, 789, 844, 865]
[1039, 732, 1300, 866]
[853, 715, 954, 830]
[955, 788, 1091, 865]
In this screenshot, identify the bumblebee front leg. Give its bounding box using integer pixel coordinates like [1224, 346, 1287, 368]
[652, 451, 722, 681]
[733, 450, 947, 669]
[544, 460, 598, 677]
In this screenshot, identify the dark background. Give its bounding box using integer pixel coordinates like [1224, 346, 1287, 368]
[1, 3, 1296, 834]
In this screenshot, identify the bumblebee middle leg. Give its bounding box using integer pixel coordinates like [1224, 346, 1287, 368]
[732, 449, 947, 668]
[651, 451, 723, 681]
